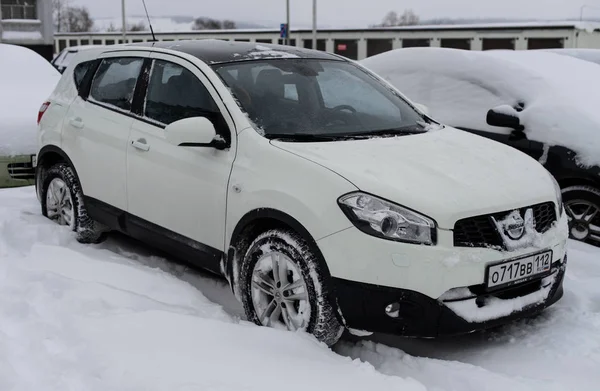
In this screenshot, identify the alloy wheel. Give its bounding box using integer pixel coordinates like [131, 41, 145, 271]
[250, 251, 311, 331]
[46, 178, 75, 228]
[564, 199, 600, 243]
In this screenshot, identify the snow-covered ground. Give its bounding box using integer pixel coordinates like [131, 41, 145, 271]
[0, 186, 598, 390]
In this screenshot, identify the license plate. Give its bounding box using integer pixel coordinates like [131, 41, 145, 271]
[31, 154, 37, 168]
[486, 250, 553, 290]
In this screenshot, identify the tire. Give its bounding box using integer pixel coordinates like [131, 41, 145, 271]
[41, 163, 107, 244]
[239, 229, 344, 346]
[562, 185, 600, 245]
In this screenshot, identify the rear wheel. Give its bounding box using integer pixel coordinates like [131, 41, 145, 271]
[41, 163, 107, 244]
[562, 185, 600, 245]
[239, 229, 344, 346]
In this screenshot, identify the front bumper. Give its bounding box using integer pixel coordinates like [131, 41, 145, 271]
[333, 256, 566, 337]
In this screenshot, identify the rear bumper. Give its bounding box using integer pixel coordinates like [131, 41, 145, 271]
[333, 256, 566, 338]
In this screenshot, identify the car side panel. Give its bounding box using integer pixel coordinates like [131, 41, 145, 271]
[226, 129, 356, 248]
[38, 60, 81, 153]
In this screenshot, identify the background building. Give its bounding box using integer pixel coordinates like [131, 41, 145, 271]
[0, 0, 54, 60]
[54, 21, 600, 61]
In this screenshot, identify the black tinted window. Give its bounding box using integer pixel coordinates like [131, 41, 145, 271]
[90, 57, 143, 111]
[144, 60, 218, 125]
[73, 60, 94, 90]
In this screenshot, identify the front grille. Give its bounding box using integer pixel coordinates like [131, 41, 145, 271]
[7, 162, 35, 180]
[454, 202, 557, 248]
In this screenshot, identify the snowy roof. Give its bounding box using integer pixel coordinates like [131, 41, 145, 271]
[361, 47, 600, 167]
[544, 48, 600, 65]
[132, 40, 338, 64]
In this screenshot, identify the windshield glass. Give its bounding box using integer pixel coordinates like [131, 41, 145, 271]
[213, 59, 433, 139]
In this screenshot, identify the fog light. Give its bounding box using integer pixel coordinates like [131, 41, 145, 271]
[385, 302, 400, 318]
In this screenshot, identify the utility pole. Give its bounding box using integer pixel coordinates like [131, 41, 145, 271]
[286, 0, 290, 45]
[312, 0, 317, 50]
[122, 0, 127, 42]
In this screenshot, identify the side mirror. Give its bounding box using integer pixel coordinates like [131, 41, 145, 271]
[486, 105, 523, 130]
[165, 117, 226, 149]
[414, 103, 430, 116]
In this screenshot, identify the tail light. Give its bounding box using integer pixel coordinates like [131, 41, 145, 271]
[37, 101, 50, 125]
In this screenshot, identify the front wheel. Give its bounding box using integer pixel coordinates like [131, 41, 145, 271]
[239, 229, 344, 346]
[41, 163, 107, 244]
[562, 185, 600, 245]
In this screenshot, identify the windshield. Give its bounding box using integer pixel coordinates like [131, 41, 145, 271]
[213, 59, 434, 139]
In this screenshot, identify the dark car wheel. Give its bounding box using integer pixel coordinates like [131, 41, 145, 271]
[562, 185, 600, 245]
[239, 229, 344, 346]
[41, 163, 107, 244]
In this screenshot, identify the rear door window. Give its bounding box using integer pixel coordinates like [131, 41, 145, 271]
[89, 57, 144, 111]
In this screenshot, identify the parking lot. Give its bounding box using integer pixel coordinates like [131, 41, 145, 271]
[2, 26, 600, 390]
[0, 186, 598, 390]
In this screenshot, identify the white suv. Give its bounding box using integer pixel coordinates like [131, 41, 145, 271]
[35, 40, 568, 346]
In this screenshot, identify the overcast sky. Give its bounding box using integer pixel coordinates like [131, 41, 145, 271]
[71, 0, 600, 28]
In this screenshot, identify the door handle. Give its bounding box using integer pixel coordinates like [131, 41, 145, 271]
[69, 117, 84, 129]
[131, 138, 150, 152]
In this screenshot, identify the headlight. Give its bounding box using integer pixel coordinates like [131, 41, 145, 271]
[550, 176, 563, 216]
[338, 192, 436, 245]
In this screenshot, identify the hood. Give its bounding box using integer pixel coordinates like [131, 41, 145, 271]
[273, 128, 557, 229]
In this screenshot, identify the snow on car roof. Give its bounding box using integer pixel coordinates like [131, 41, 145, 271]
[543, 48, 600, 65]
[361, 47, 600, 168]
[131, 39, 341, 64]
[0, 44, 61, 156]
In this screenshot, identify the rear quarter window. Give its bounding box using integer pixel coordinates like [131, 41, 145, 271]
[73, 60, 95, 90]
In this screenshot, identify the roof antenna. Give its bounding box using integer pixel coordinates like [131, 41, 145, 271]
[141, 0, 157, 42]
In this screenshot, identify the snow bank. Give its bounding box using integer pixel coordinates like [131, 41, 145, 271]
[0, 44, 60, 156]
[1, 185, 600, 390]
[0, 187, 425, 391]
[361, 47, 600, 168]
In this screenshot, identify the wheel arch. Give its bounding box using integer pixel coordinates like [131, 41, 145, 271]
[225, 208, 336, 304]
[35, 145, 79, 202]
[554, 172, 600, 191]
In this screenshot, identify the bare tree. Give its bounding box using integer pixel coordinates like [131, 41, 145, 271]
[399, 9, 419, 26]
[53, 0, 71, 32]
[128, 21, 147, 32]
[376, 9, 420, 27]
[192, 17, 237, 30]
[380, 11, 399, 27]
[106, 22, 119, 32]
[65, 6, 94, 32]
[222, 20, 236, 29]
[105, 21, 146, 32]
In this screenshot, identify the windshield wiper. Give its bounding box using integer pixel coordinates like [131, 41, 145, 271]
[346, 126, 429, 138]
[265, 133, 344, 142]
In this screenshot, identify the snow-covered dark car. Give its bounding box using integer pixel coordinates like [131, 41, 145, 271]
[362, 47, 600, 247]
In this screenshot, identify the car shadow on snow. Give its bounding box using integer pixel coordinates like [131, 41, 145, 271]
[95, 231, 559, 362]
[349, 308, 554, 360]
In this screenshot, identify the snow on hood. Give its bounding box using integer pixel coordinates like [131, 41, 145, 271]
[0, 44, 61, 156]
[361, 47, 600, 168]
[273, 128, 556, 229]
